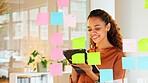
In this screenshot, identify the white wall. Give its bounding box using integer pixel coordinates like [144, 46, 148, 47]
[116, 0, 148, 83]
[90, 0, 115, 19]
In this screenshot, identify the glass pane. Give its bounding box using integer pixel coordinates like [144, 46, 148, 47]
[70, 0, 87, 40]
[29, 8, 39, 37]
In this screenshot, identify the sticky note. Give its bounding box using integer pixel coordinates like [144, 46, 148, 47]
[50, 48, 63, 60]
[50, 63, 63, 76]
[87, 52, 101, 65]
[137, 56, 148, 70]
[50, 33, 63, 45]
[123, 39, 137, 52]
[50, 12, 63, 25]
[72, 53, 85, 64]
[57, 0, 69, 7]
[36, 13, 49, 25]
[122, 57, 136, 70]
[63, 14, 76, 27]
[72, 37, 85, 49]
[145, 0, 148, 9]
[138, 38, 148, 52]
[100, 69, 113, 82]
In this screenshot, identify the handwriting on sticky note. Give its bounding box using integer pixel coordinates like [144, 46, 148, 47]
[36, 13, 49, 25]
[122, 57, 136, 70]
[50, 63, 63, 76]
[50, 48, 63, 60]
[72, 37, 85, 49]
[138, 38, 148, 52]
[50, 12, 63, 25]
[63, 14, 76, 27]
[87, 52, 101, 65]
[57, 0, 69, 7]
[100, 69, 113, 82]
[123, 39, 137, 52]
[50, 33, 63, 45]
[72, 53, 85, 64]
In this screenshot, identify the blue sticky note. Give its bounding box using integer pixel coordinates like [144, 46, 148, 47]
[137, 56, 148, 70]
[100, 69, 113, 82]
[50, 12, 63, 25]
[122, 57, 136, 70]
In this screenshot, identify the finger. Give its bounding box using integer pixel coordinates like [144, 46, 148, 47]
[69, 59, 72, 61]
[72, 64, 79, 67]
[68, 48, 73, 50]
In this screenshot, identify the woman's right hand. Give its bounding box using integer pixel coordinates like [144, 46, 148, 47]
[69, 59, 78, 83]
[71, 67, 78, 83]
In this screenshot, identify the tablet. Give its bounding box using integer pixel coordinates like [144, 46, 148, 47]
[63, 49, 100, 74]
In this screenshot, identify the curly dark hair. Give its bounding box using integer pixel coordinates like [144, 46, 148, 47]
[88, 9, 123, 50]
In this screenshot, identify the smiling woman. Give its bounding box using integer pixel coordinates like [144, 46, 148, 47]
[70, 9, 126, 83]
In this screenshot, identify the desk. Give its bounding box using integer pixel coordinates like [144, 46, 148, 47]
[10, 71, 71, 83]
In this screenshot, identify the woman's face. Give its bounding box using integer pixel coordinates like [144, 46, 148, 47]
[87, 17, 110, 44]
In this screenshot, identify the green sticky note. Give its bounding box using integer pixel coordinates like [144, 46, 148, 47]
[72, 53, 85, 64]
[138, 38, 148, 52]
[72, 37, 85, 49]
[87, 52, 101, 65]
[145, 0, 148, 9]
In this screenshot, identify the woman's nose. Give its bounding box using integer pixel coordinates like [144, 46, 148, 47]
[91, 29, 96, 33]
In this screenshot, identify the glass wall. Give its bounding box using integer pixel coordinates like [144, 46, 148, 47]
[0, 0, 89, 78]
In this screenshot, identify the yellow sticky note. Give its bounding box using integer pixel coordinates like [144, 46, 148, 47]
[72, 53, 85, 64]
[72, 37, 85, 49]
[145, 0, 148, 9]
[87, 52, 101, 65]
[138, 38, 148, 52]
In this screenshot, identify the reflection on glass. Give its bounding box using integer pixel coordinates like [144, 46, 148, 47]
[29, 8, 39, 37]
[70, 0, 87, 40]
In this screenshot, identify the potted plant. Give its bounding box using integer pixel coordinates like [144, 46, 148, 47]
[27, 50, 50, 72]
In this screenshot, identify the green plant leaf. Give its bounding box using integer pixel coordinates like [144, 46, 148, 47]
[41, 60, 47, 68]
[27, 57, 35, 65]
[42, 57, 45, 58]
[31, 50, 39, 57]
[33, 68, 36, 71]
[33, 63, 35, 67]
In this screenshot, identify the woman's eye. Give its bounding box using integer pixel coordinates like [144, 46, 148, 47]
[88, 29, 92, 31]
[95, 28, 100, 30]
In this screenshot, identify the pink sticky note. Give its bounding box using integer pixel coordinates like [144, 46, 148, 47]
[123, 39, 137, 52]
[50, 33, 63, 45]
[57, 0, 69, 7]
[64, 14, 76, 27]
[50, 48, 63, 60]
[50, 63, 63, 76]
[36, 13, 49, 25]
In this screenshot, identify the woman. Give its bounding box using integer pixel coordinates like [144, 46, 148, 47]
[70, 9, 126, 83]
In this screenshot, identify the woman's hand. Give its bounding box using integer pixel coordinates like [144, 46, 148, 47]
[69, 59, 99, 82]
[69, 59, 92, 73]
[71, 67, 78, 83]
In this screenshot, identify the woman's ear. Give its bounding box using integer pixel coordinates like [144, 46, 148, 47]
[106, 23, 111, 31]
